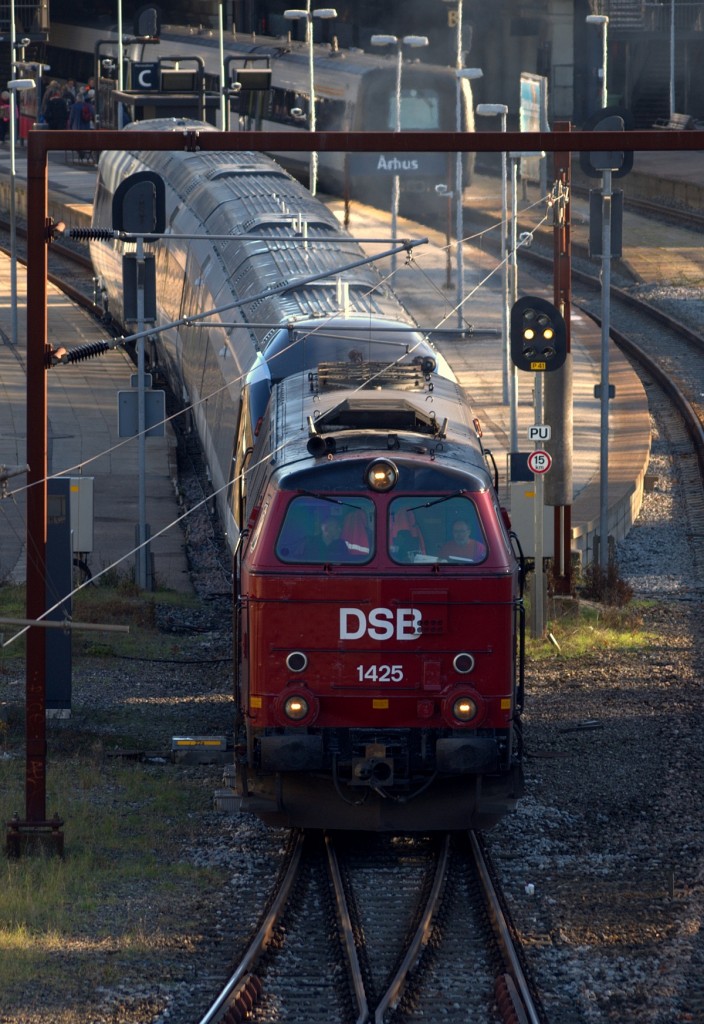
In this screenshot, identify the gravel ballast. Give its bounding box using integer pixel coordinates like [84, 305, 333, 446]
[1, 283, 703, 1023]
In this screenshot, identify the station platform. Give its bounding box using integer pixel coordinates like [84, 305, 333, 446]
[0, 257, 192, 593]
[0, 136, 658, 590]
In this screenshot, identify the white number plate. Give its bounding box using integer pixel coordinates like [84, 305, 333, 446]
[356, 664, 404, 683]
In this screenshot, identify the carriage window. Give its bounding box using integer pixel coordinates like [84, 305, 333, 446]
[276, 496, 374, 564]
[389, 495, 487, 565]
[270, 86, 309, 127]
[316, 97, 346, 129]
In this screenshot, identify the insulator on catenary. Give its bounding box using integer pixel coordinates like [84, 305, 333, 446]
[68, 227, 116, 241]
[59, 340, 113, 364]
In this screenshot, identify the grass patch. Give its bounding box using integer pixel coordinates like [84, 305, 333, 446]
[0, 579, 204, 662]
[526, 596, 658, 660]
[0, 749, 225, 995]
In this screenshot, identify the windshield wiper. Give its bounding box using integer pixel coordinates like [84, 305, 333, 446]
[407, 490, 466, 512]
[299, 490, 368, 512]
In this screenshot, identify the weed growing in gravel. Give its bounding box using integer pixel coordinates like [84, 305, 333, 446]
[526, 596, 657, 660]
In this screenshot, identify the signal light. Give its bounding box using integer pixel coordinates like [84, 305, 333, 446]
[510, 297, 567, 373]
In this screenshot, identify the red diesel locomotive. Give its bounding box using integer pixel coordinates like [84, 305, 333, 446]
[233, 359, 525, 831]
[90, 127, 523, 831]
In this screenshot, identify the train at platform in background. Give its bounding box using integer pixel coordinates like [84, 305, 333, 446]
[45, 21, 475, 215]
[90, 119, 524, 832]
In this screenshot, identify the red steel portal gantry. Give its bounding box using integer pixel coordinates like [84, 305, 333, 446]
[11, 125, 704, 853]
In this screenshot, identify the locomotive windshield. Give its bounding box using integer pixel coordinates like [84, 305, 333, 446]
[389, 495, 487, 565]
[274, 493, 488, 566]
[276, 495, 374, 564]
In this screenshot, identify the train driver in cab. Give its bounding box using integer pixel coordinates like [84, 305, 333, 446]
[306, 514, 350, 560]
[438, 519, 487, 563]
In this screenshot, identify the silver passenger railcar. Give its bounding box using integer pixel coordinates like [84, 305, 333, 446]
[90, 119, 454, 551]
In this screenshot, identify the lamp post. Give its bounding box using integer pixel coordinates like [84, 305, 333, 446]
[7, 78, 34, 348]
[476, 103, 510, 410]
[371, 33, 429, 273]
[669, 0, 675, 120]
[454, 68, 482, 326]
[284, 5, 337, 195]
[586, 14, 609, 110]
[440, 0, 482, 328]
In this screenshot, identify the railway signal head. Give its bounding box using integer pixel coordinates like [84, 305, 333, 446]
[510, 296, 567, 372]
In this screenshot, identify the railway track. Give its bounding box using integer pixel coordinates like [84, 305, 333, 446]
[4, 193, 703, 1023]
[530, 246, 704, 468]
[197, 829, 544, 1024]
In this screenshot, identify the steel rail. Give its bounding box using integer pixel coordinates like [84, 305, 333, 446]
[196, 829, 306, 1024]
[324, 834, 369, 1024]
[469, 831, 542, 1024]
[525, 247, 704, 482]
[372, 832, 450, 1024]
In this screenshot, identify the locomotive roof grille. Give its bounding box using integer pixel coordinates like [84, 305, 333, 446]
[313, 400, 441, 435]
[313, 361, 430, 390]
[310, 363, 441, 435]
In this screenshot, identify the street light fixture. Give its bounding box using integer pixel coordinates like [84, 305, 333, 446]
[8, 78, 35, 348]
[476, 103, 511, 415]
[370, 33, 429, 273]
[586, 14, 609, 110]
[284, 6, 338, 196]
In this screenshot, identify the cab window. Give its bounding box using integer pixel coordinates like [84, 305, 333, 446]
[276, 496, 374, 564]
[389, 495, 487, 564]
[375, 88, 440, 130]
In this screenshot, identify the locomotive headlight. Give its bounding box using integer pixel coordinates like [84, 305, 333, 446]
[441, 688, 486, 729]
[452, 696, 477, 721]
[284, 695, 309, 720]
[274, 687, 319, 727]
[366, 458, 398, 492]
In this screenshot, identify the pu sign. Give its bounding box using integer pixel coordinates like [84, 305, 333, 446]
[340, 607, 422, 641]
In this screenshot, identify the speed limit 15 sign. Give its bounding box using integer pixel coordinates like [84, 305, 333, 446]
[527, 449, 552, 474]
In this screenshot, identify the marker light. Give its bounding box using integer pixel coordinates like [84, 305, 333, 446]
[366, 458, 398, 492]
[286, 651, 308, 673]
[453, 653, 475, 674]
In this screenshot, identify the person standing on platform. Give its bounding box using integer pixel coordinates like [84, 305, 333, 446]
[44, 86, 69, 130]
[68, 89, 95, 131]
